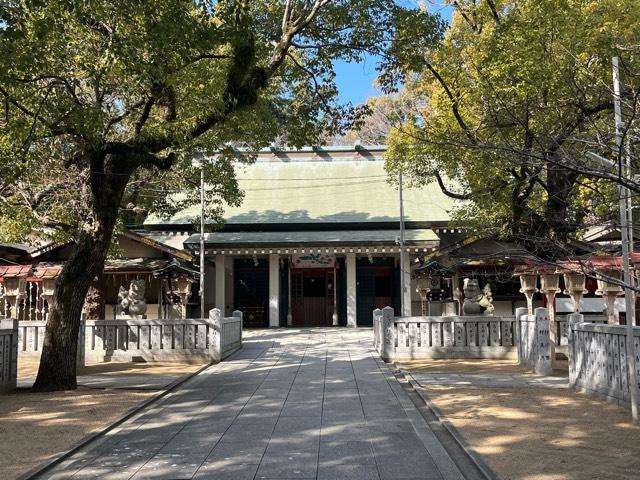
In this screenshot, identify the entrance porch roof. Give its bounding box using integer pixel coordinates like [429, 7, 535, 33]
[184, 229, 439, 250]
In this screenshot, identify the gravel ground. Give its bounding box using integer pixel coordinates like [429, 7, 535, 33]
[400, 359, 640, 480]
[0, 361, 204, 479]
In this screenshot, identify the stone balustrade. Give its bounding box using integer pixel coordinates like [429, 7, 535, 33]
[0, 319, 18, 393]
[373, 307, 517, 361]
[15, 309, 242, 367]
[568, 320, 640, 408]
[18, 320, 85, 366]
[84, 309, 242, 363]
[555, 314, 606, 355]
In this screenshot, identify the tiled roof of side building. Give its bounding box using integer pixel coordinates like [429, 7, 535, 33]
[144, 145, 460, 226]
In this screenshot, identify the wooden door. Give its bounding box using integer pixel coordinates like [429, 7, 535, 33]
[291, 269, 333, 326]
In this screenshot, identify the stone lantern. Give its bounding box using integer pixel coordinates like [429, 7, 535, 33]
[540, 272, 561, 311]
[540, 271, 561, 367]
[595, 270, 623, 324]
[170, 276, 195, 319]
[415, 276, 431, 316]
[40, 278, 57, 313]
[563, 272, 587, 313]
[2, 277, 27, 318]
[518, 272, 538, 315]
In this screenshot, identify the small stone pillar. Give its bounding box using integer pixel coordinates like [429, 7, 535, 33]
[534, 307, 552, 376]
[76, 315, 86, 368]
[567, 312, 583, 387]
[0, 318, 18, 392]
[596, 270, 623, 324]
[233, 309, 243, 345]
[540, 272, 561, 368]
[514, 306, 528, 362]
[518, 273, 538, 315]
[381, 306, 395, 363]
[563, 272, 587, 313]
[208, 307, 222, 363]
[372, 308, 382, 350]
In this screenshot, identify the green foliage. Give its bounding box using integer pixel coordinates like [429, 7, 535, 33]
[387, 0, 639, 242]
[0, 0, 442, 243]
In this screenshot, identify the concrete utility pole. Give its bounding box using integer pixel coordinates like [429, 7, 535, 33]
[399, 170, 407, 316]
[589, 57, 639, 423]
[200, 164, 206, 320]
[613, 56, 638, 423]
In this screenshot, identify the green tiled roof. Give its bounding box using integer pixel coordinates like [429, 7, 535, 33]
[145, 146, 458, 226]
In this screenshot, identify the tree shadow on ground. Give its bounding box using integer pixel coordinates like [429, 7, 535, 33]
[411, 360, 640, 480]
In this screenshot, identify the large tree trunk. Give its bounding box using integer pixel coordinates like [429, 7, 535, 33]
[33, 159, 130, 391]
[545, 160, 578, 245]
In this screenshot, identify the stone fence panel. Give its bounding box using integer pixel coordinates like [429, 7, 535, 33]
[16, 310, 242, 365]
[373, 307, 517, 362]
[18, 320, 85, 367]
[569, 321, 640, 408]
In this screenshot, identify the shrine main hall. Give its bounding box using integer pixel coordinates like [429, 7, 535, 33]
[140, 145, 461, 328]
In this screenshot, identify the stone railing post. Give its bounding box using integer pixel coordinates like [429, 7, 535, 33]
[373, 308, 382, 351]
[514, 307, 527, 362]
[534, 307, 552, 376]
[567, 312, 583, 387]
[381, 306, 395, 363]
[208, 308, 222, 363]
[0, 318, 18, 392]
[233, 310, 243, 346]
[76, 321, 86, 368]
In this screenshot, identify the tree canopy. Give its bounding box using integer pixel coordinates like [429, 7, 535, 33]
[0, 0, 443, 241]
[0, 0, 443, 390]
[386, 0, 640, 252]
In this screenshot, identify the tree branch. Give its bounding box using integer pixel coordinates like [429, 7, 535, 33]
[433, 170, 472, 200]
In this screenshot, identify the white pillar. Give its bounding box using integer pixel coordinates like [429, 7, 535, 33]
[346, 253, 357, 327]
[215, 255, 226, 314]
[269, 254, 280, 327]
[402, 252, 412, 317]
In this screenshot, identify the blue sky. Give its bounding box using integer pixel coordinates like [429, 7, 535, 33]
[334, 3, 453, 105]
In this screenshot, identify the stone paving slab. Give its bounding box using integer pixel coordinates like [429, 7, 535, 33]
[408, 371, 569, 389]
[36, 329, 465, 480]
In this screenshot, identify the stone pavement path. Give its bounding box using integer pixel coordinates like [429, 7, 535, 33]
[406, 371, 568, 390]
[38, 329, 466, 480]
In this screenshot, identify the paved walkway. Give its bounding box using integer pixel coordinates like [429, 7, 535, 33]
[406, 371, 568, 390]
[40, 329, 466, 480]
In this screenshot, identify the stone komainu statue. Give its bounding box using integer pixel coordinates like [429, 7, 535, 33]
[462, 278, 494, 315]
[118, 280, 147, 316]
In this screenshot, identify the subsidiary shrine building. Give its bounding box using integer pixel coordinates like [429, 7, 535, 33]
[139, 145, 462, 328]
